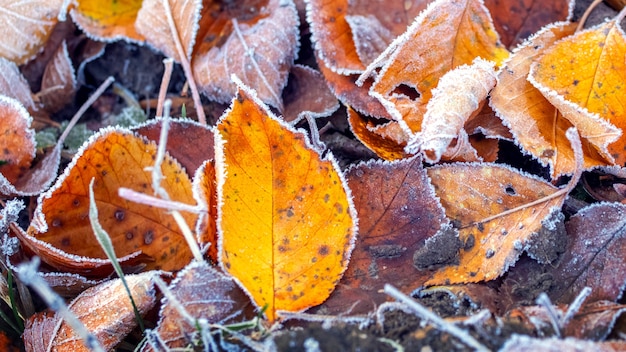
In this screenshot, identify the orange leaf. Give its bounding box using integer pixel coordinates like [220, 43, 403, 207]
[70, 0, 144, 42]
[135, 0, 202, 62]
[192, 0, 298, 109]
[23, 128, 198, 275]
[425, 163, 567, 284]
[23, 272, 157, 351]
[193, 160, 217, 262]
[529, 18, 626, 164]
[363, 0, 508, 135]
[215, 82, 357, 322]
[307, 0, 428, 73]
[347, 106, 410, 160]
[0, 97, 35, 187]
[0, 0, 64, 64]
[490, 22, 608, 177]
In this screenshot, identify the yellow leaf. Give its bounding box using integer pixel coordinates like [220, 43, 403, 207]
[215, 80, 357, 322]
[70, 0, 144, 42]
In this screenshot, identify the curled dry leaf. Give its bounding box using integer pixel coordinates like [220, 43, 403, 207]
[38, 41, 77, 113]
[316, 156, 446, 314]
[192, 0, 299, 109]
[363, 0, 509, 137]
[306, 0, 428, 73]
[425, 163, 567, 285]
[147, 261, 250, 350]
[406, 58, 497, 163]
[23, 272, 158, 351]
[529, 17, 626, 164]
[192, 160, 217, 262]
[0, 58, 36, 111]
[69, 0, 144, 42]
[545, 203, 626, 304]
[490, 22, 608, 178]
[282, 65, 339, 124]
[215, 81, 357, 322]
[347, 107, 411, 161]
[484, 0, 572, 48]
[0, 0, 64, 64]
[135, 0, 202, 62]
[20, 128, 199, 276]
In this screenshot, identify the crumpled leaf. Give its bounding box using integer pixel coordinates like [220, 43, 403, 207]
[316, 156, 446, 314]
[282, 65, 339, 124]
[0, 0, 64, 64]
[38, 41, 77, 113]
[215, 81, 357, 322]
[23, 272, 157, 351]
[406, 58, 497, 163]
[192, 0, 299, 109]
[69, 0, 144, 42]
[147, 261, 250, 350]
[362, 0, 509, 138]
[20, 127, 199, 276]
[347, 107, 411, 160]
[544, 202, 626, 304]
[490, 22, 608, 178]
[529, 16, 626, 164]
[425, 162, 569, 285]
[135, 0, 202, 62]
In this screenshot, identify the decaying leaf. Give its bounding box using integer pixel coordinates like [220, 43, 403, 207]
[38, 41, 77, 113]
[215, 81, 357, 322]
[23, 272, 157, 351]
[316, 156, 445, 314]
[0, 58, 36, 111]
[192, 160, 217, 263]
[148, 261, 250, 350]
[406, 58, 497, 163]
[282, 65, 339, 124]
[69, 0, 144, 42]
[135, 0, 202, 62]
[192, 0, 299, 109]
[0, 0, 64, 64]
[20, 128, 199, 275]
[0, 97, 36, 188]
[529, 16, 626, 164]
[347, 107, 411, 161]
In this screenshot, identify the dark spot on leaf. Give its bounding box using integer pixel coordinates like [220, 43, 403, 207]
[61, 237, 70, 246]
[318, 245, 329, 256]
[278, 245, 287, 253]
[334, 202, 343, 214]
[52, 218, 62, 227]
[324, 194, 330, 203]
[125, 232, 134, 240]
[72, 199, 80, 207]
[162, 236, 169, 242]
[311, 257, 317, 263]
[486, 249, 495, 258]
[114, 209, 125, 221]
[143, 230, 154, 245]
[505, 185, 516, 195]
[464, 234, 475, 251]
[476, 222, 484, 232]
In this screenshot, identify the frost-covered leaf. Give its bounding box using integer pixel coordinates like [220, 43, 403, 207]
[38, 41, 77, 113]
[0, 58, 35, 110]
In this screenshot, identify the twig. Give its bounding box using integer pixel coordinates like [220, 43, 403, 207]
[161, 0, 206, 125]
[118, 187, 202, 213]
[157, 58, 174, 117]
[576, 0, 604, 32]
[561, 286, 591, 328]
[535, 293, 562, 337]
[384, 285, 490, 352]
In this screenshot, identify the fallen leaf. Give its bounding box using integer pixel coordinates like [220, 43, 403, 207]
[135, 0, 202, 62]
[307, 0, 428, 73]
[215, 81, 357, 322]
[192, 160, 217, 262]
[490, 22, 608, 177]
[500, 333, 626, 351]
[21, 127, 199, 275]
[546, 202, 626, 304]
[282, 65, 339, 124]
[406, 58, 497, 163]
[529, 17, 626, 164]
[316, 156, 446, 314]
[148, 261, 251, 350]
[484, 0, 572, 48]
[23, 272, 157, 351]
[363, 0, 509, 135]
[0, 58, 36, 111]
[0, 97, 35, 187]
[38, 41, 77, 113]
[0, 0, 64, 64]
[192, 0, 299, 109]
[347, 107, 411, 161]
[70, 0, 144, 42]
[425, 163, 568, 284]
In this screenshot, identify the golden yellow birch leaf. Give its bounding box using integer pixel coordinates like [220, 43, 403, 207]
[529, 17, 626, 164]
[135, 0, 202, 62]
[70, 0, 144, 42]
[406, 58, 496, 163]
[215, 80, 357, 322]
[0, 0, 64, 64]
[490, 22, 608, 178]
[361, 0, 509, 136]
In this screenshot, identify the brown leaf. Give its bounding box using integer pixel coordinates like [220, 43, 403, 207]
[192, 0, 298, 109]
[347, 107, 411, 161]
[282, 65, 339, 124]
[501, 334, 626, 351]
[148, 261, 251, 350]
[23, 272, 157, 351]
[317, 156, 446, 314]
[0, 58, 36, 111]
[38, 41, 77, 113]
[135, 0, 202, 62]
[546, 203, 626, 304]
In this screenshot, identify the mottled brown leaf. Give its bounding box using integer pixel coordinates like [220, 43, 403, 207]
[282, 65, 339, 123]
